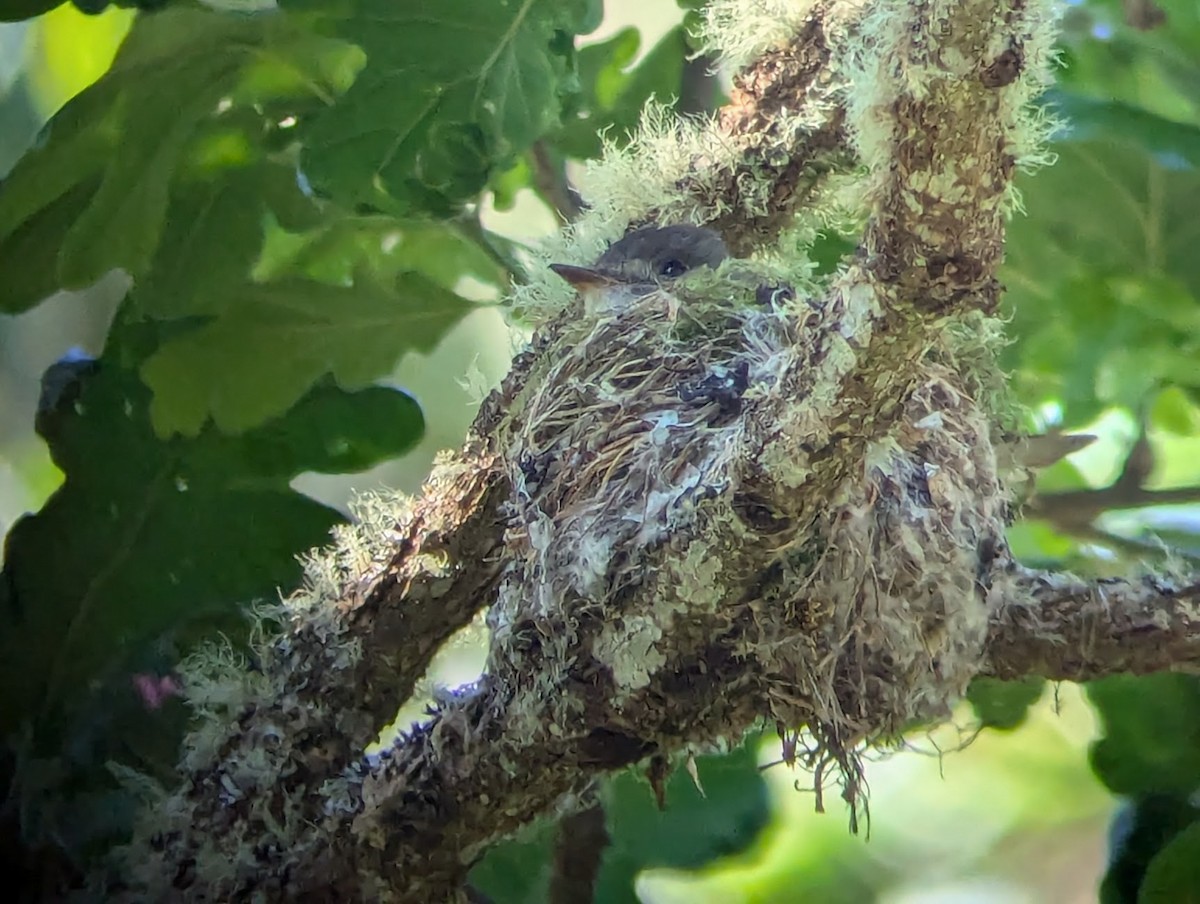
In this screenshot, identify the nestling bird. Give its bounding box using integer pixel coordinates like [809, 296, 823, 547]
[550, 223, 1092, 477]
[550, 224, 729, 316]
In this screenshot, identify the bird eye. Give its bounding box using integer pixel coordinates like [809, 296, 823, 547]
[659, 259, 687, 277]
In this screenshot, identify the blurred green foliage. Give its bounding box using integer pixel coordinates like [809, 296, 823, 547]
[0, 0, 1198, 899]
[472, 739, 770, 904]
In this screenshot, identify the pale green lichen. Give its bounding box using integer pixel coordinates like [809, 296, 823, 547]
[672, 540, 726, 609]
[592, 615, 667, 691]
[700, 0, 822, 70]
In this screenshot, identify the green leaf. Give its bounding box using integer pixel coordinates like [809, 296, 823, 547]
[0, 0, 62, 22]
[1151, 387, 1200, 436]
[556, 25, 688, 161]
[227, 380, 424, 475]
[1055, 2, 1200, 123]
[140, 271, 472, 435]
[281, 0, 600, 212]
[468, 821, 556, 904]
[471, 740, 770, 903]
[488, 157, 533, 211]
[1009, 104, 1200, 300]
[966, 676, 1046, 731]
[1047, 90, 1200, 169]
[256, 213, 503, 289]
[1102, 795, 1200, 904]
[56, 58, 247, 288]
[1004, 101, 1200, 421]
[134, 160, 321, 321]
[0, 345, 423, 738]
[0, 179, 100, 313]
[1088, 674, 1200, 797]
[1139, 819, 1200, 904]
[596, 740, 770, 900]
[1006, 519, 1080, 565]
[0, 7, 349, 313]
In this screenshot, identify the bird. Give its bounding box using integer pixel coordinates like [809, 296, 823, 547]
[549, 224, 729, 316]
[549, 224, 1092, 477]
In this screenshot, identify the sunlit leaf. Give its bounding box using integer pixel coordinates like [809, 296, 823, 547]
[281, 0, 601, 212]
[0, 7, 349, 312]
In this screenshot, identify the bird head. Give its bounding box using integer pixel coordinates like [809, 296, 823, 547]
[550, 224, 729, 313]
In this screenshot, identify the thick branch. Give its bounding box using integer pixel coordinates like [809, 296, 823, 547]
[859, 0, 1050, 313]
[697, 5, 851, 254]
[548, 798, 609, 904]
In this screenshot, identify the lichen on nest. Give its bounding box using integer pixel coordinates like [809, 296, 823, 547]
[483, 242, 1015, 828]
[488, 266, 802, 698]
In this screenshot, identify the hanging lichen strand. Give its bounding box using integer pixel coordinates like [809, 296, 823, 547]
[113, 1, 1062, 900]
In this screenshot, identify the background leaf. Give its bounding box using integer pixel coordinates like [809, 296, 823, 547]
[0, 334, 423, 740]
[471, 739, 770, 903]
[0, 6, 352, 312]
[596, 740, 770, 901]
[966, 676, 1046, 731]
[555, 25, 688, 160]
[1088, 674, 1200, 797]
[281, 0, 601, 213]
[139, 270, 472, 435]
[0, 0, 62, 23]
[1004, 100, 1200, 421]
[1138, 820, 1200, 904]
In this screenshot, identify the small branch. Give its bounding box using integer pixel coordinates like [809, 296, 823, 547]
[458, 214, 529, 283]
[1030, 484, 1200, 533]
[531, 140, 585, 222]
[693, 5, 852, 255]
[680, 50, 721, 116]
[1114, 419, 1156, 490]
[548, 795, 609, 904]
[1028, 419, 1200, 536]
[984, 566, 1200, 682]
[1123, 0, 1167, 30]
[1069, 523, 1200, 564]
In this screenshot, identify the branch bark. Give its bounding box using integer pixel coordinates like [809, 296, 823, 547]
[984, 567, 1200, 682]
[110, 2, 1200, 902]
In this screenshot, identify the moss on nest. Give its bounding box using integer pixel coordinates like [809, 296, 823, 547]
[486, 232, 1013, 828]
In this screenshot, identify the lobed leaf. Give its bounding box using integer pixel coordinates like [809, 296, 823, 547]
[140, 271, 472, 435]
[0, 6, 351, 313]
[282, 0, 601, 212]
[0, 339, 423, 739]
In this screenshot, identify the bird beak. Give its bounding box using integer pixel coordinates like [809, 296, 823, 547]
[549, 263, 621, 290]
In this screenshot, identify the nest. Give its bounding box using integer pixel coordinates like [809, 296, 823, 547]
[484, 267, 1011, 824]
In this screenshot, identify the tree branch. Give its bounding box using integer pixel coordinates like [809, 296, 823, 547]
[984, 567, 1200, 682]
[530, 140, 585, 223]
[679, 3, 852, 255]
[548, 796, 609, 904]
